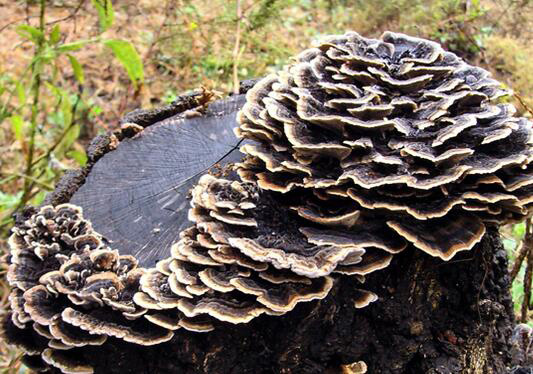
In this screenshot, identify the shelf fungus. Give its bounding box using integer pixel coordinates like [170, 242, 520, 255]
[133, 174, 388, 326]
[3, 177, 384, 373]
[2, 204, 172, 373]
[3, 31, 533, 373]
[236, 31, 533, 261]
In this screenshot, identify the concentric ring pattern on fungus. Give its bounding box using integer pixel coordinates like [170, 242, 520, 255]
[235, 31, 533, 260]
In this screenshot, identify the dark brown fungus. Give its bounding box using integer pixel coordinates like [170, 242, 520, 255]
[41, 348, 94, 374]
[4, 175, 360, 373]
[1, 313, 49, 355]
[49, 319, 107, 347]
[144, 313, 182, 330]
[3, 204, 150, 369]
[134, 174, 353, 324]
[353, 290, 378, 309]
[334, 248, 394, 276]
[236, 31, 532, 261]
[61, 308, 173, 345]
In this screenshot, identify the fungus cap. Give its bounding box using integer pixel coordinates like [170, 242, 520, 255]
[236, 31, 533, 260]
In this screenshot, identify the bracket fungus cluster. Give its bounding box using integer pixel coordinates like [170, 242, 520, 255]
[2, 31, 533, 373]
[3, 204, 174, 372]
[236, 31, 533, 261]
[134, 173, 389, 328]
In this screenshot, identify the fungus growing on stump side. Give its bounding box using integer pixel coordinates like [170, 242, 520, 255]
[236, 31, 533, 260]
[2, 31, 532, 373]
[2, 205, 174, 372]
[135, 174, 385, 325]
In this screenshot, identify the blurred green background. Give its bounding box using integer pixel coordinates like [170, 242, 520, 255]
[0, 0, 531, 371]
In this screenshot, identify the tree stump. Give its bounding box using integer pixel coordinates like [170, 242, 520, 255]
[11, 85, 524, 374]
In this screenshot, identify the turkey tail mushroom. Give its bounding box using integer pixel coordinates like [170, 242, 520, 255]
[2, 204, 171, 373]
[134, 174, 383, 326]
[235, 31, 533, 261]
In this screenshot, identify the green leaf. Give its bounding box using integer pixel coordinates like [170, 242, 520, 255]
[104, 39, 144, 88]
[50, 24, 61, 44]
[9, 115, 25, 142]
[56, 124, 81, 158]
[60, 90, 73, 127]
[38, 45, 57, 63]
[512, 222, 526, 239]
[67, 54, 85, 84]
[89, 105, 103, 117]
[45, 81, 62, 98]
[511, 276, 524, 314]
[91, 0, 115, 32]
[66, 149, 88, 166]
[15, 80, 26, 105]
[63, 125, 80, 148]
[64, 125, 80, 148]
[44, 84, 75, 127]
[56, 40, 91, 53]
[0, 191, 23, 211]
[0, 108, 9, 123]
[16, 25, 43, 43]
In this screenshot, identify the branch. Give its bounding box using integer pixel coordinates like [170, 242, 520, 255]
[18, 0, 46, 210]
[232, 0, 243, 94]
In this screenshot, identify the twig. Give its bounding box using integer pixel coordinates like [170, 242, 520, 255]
[0, 16, 36, 33]
[143, 0, 172, 62]
[18, 0, 46, 211]
[160, 0, 262, 48]
[0, 175, 17, 187]
[168, 0, 261, 28]
[488, 0, 513, 34]
[457, 26, 486, 60]
[510, 240, 528, 282]
[25, 1, 31, 25]
[12, 173, 53, 190]
[514, 93, 533, 117]
[0, 65, 32, 120]
[510, 218, 530, 282]
[17, 88, 83, 204]
[520, 218, 532, 321]
[232, 0, 243, 95]
[46, 0, 86, 25]
[522, 240, 532, 321]
[29, 91, 82, 169]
